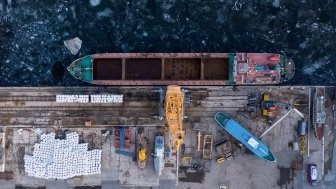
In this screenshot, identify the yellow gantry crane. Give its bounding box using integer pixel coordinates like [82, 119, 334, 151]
[165, 85, 185, 151]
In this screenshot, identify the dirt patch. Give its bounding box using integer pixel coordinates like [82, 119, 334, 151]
[179, 167, 205, 183]
[277, 167, 292, 187]
[74, 186, 101, 189]
[17, 146, 25, 173]
[15, 186, 46, 189]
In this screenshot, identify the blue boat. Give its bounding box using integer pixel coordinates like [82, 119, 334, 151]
[154, 136, 165, 176]
[214, 112, 276, 162]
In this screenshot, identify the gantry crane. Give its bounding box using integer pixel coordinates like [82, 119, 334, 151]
[165, 85, 185, 151]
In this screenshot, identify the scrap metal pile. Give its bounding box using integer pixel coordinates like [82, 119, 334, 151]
[24, 132, 101, 179]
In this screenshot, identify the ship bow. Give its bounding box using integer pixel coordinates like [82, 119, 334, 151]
[67, 55, 93, 83]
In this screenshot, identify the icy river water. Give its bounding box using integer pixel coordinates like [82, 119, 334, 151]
[0, 0, 335, 86]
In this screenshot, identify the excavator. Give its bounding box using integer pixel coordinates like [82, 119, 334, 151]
[137, 128, 147, 169]
[137, 147, 147, 169]
[165, 85, 185, 151]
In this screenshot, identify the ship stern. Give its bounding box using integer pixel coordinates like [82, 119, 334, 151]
[280, 55, 295, 83]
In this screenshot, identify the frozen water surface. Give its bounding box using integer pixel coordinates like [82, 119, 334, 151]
[0, 0, 335, 86]
[96, 8, 113, 20]
[90, 0, 101, 7]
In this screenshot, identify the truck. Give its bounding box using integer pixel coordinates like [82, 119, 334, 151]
[298, 120, 306, 136]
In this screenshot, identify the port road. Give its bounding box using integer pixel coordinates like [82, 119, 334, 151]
[0, 87, 250, 128]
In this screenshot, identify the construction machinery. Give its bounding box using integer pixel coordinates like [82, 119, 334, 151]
[165, 85, 185, 151]
[138, 148, 147, 169]
[299, 136, 305, 154]
[246, 93, 258, 118]
[261, 93, 281, 118]
[215, 139, 234, 163]
[259, 107, 305, 139]
[216, 157, 226, 164]
[295, 120, 307, 155]
[137, 128, 147, 169]
[181, 155, 192, 167]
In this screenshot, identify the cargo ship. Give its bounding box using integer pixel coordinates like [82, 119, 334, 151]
[67, 53, 294, 85]
[154, 136, 165, 176]
[214, 112, 276, 162]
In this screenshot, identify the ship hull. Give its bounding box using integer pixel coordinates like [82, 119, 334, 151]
[67, 53, 294, 86]
[214, 112, 276, 162]
[313, 87, 326, 140]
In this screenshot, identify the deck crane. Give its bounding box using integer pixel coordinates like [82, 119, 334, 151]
[165, 85, 185, 151]
[259, 107, 304, 138]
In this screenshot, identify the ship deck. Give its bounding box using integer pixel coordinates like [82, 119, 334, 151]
[92, 56, 229, 83]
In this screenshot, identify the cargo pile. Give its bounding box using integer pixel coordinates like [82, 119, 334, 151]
[24, 132, 102, 179]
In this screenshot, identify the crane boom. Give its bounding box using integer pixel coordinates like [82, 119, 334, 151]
[165, 85, 185, 151]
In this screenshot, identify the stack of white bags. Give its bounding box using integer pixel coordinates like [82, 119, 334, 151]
[56, 95, 89, 103]
[56, 94, 123, 103]
[90, 94, 123, 103]
[24, 132, 101, 179]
